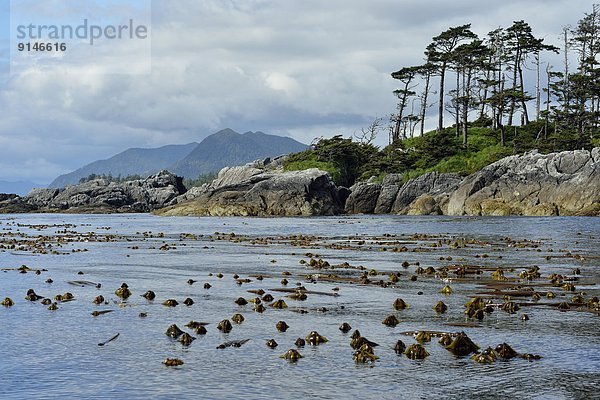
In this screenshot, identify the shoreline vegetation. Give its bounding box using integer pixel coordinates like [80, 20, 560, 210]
[3, 8, 600, 217]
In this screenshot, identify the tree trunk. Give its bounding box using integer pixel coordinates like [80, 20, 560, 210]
[437, 62, 447, 134]
[518, 64, 529, 124]
[455, 71, 460, 137]
[419, 72, 431, 137]
[535, 52, 541, 121]
[462, 67, 474, 148]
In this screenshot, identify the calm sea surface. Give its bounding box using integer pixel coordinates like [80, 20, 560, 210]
[0, 214, 598, 400]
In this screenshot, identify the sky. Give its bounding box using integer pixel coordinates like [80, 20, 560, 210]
[0, 0, 595, 184]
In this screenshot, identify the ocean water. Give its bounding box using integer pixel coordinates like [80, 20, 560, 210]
[0, 214, 598, 400]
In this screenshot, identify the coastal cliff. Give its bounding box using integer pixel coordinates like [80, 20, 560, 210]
[157, 159, 344, 216]
[344, 148, 600, 217]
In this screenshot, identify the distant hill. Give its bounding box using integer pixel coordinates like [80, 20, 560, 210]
[0, 180, 43, 196]
[49, 143, 199, 188]
[169, 129, 307, 178]
[48, 129, 307, 189]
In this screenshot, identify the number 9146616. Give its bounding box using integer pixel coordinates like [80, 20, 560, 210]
[18, 42, 67, 52]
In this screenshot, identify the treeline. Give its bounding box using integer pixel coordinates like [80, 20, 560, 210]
[391, 5, 600, 149]
[284, 7, 600, 188]
[77, 171, 218, 190]
[78, 173, 143, 184]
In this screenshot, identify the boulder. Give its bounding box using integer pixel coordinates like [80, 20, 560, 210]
[159, 167, 343, 217]
[406, 194, 442, 215]
[374, 174, 403, 214]
[392, 172, 463, 213]
[447, 148, 600, 216]
[344, 182, 381, 214]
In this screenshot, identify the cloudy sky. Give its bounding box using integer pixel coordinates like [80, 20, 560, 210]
[0, 0, 594, 184]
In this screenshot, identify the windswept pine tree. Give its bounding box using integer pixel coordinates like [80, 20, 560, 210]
[389, 5, 599, 150]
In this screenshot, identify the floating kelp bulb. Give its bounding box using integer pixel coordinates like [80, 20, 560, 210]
[163, 299, 178, 307]
[353, 344, 378, 363]
[183, 298, 194, 306]
[25, 289, 43, 301]
[2, 297, 14, 307]
[471, 347, 497, 364]
[445, 332, 479, 357]
[546, 291, 556, 299]
[217, 319, 233, 333]
[288, 291, 307, 301]
[276, 321, 289, 332]
[415, 331, 431, 343]
[179, 333, 196, 346]
[339, 322, 352, 333]
[382, 315, 400, 327]
[438, 334, 452, 346]
[115, 286, 131, 299]
[48, 302, 58, 311]
[405, 343, 429, 360]
[500, 301, 519, 314]
[270, 299, 288, 309]
[93, 295, 105, 305]
[231, 313, 245, 324]
[41, 298, 52, 306]
[350, 336, 379, 350]
[557, 302, 570, 310]
[521, 314, 529, 321]
[195, 326, 207, 335]
[393, 298, 408, 310]
[280, 349, 302, 361]
[235, 297, 248, 306]
[254, 304, 266, 313]
[203, 283, 211, 289]
[165, 324, 184, 338]
[294, 338, 305, 347]
[266, 339, 278, 348]
[350, 329, 361, 340]
[280, 279, 289, 286]
[262, 294, 274, 302]
[163, 358, 184, 367]
[394, 339, 406, 354]
[433, 301, 448, 313]
[495, 343, 518, 359]
[142, 290, 156, 300]
[440, 285, 453, 295]
[562, 283, 576, 292]
[187, 279, 197, 285]
[306, 331, 328, 346]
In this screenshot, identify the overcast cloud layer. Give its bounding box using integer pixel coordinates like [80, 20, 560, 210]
[0, 0, 594, 183]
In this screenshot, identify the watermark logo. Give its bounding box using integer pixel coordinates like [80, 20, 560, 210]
[10, 0, 151, 75]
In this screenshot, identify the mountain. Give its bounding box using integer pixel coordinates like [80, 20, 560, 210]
[169, 129, 307, 178]
[0, 180, 44, 196]
[49, 143, 199, 188]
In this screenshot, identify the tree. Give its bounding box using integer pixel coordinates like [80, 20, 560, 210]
[416, 63, 436, 137]
[451, 39, 490, 147]
[391, 66, 420, 141]
[426, 24, 478, 134]
[504, 20, 559, 125]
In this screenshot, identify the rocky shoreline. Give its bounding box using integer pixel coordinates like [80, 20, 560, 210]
[1, 148, 599, 216]
[0, 171, 186, 213]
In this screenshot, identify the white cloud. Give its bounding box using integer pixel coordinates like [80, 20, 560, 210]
[0, 0, 595, 183]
